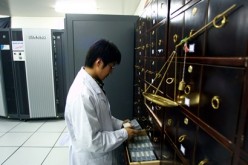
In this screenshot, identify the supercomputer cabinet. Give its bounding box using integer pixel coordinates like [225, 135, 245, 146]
[0, 50, 7, 117]
[0, 28, 66, 119]
[51, 30, 66, 117]
[0, 29, 19, 118]
[132, 0, 248, 165]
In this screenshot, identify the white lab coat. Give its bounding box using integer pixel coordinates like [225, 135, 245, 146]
[64, 67, 128, 165]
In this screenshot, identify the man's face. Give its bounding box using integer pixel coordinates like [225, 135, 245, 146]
[97, 60, 115, 80]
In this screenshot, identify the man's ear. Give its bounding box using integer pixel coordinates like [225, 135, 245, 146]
[95, 58, 102, 66]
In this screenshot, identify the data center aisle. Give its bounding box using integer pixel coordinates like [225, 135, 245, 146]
[0, 118, 69, 165]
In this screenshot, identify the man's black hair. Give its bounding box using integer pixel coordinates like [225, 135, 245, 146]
[85, 39, 121, 67]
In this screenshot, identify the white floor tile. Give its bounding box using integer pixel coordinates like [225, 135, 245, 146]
[0, 120, 21, 133]
[9, 121, 45, 132]
[63, 127, 68, 133]
[0, 133, 33, 146]
[0, 147, 18, 164]
[0, 119, 70, 165]
[2, 147, 51, 165]
[23, 133, 61, 147]
[55, 133, 70, 147]
[42, 148, 69, 165]
[37, 120, 66, 132]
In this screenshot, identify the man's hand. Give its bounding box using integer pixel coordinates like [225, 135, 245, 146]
[124, 127, 141, 140]
[122, 119, 131, 128]
[123, 119, 130, 124]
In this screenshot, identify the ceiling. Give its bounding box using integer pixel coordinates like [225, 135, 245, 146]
[0, 0, 142, 17]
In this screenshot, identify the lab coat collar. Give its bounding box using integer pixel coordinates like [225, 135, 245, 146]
[94, 78, 105, 94]
[80, 67, 103, 94]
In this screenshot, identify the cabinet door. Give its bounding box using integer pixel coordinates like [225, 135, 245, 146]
[206, 0, 248, 57]
[195, 128, 233, 165]
[135, 31, 146, 57]
[199, 65, 244, 142]
[244, 120, 248, 152]
[177, 111, 197, 164]
[147, 0, 158, 27]
[164, 108, 189, 164]
[157, 0, 169, 22]
[238, 159, 248, 165]
[161, 134, 176, 164]
[168, 0, 184, 55]
[164, 107, 178, 144]
[151, 122, 163, 160]
[184, 0, 208, 57]
[177, 63, 202, 116]
[170, 0, 184, 16]
[133, 59, 145, 119]
[149, 29, 156, 57]
[156, 24, 166, 57]
[240, 117, 248, 163]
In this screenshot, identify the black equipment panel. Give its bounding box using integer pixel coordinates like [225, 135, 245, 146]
[0, 29, 18, 116]
[51, 30, 66, 117]
[11, 29, 29, 117]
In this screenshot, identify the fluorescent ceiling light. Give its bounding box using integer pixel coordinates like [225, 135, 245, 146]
[0, 15, 10, 18]
[55, 0, 97, 14]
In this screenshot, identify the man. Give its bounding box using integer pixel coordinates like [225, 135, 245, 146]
[64, 39, 139, 165]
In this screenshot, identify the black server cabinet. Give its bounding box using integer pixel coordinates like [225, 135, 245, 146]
[0, 29, 19, 118]
[0, 29, 67, 119]
[65, 14, 138, 119]
[51, 30, 66, 117]
[11, 29, 30, 118]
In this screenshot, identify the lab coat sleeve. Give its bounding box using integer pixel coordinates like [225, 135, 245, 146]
[111, 116, 123, 130]
[70, 93, 128, 154]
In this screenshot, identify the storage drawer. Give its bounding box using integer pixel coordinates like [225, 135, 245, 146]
[126, 147, 160, 165]
[199, 65, 244, 142]
[136, 19, 147, 39]
[206, 0, 248, 57]
[176, 111, 197, 164]
[170, 0, 184, 16]
[243, 118, 248, 152]
[168, 11, 184, 56]
[157, 0, 169, 22]
[156, 25, 166, 57]
[149, 30, 156, 57]
[238, 158, 248, 165]
[165, 61, 177, 102]
[161, 134, 175, 163]
[177, 63, 202, 116]
[184, 0, 208, 57]
[164, 108, 179, 143]
[239, 150, 248, 164]
[195, 128, 233, 164]
[125, 129, 160, 165]
[150, 0, 158, 27]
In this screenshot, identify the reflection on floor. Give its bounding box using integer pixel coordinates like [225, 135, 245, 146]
[0, 118, 69, 165]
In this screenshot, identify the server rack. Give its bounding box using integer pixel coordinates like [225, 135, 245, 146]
[0, 50, 7, 117]
[0, 28, 66, 119]
[51, 30, 66, 117]
[11, 29, 30, 119]
[0, 29, 18, 118]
